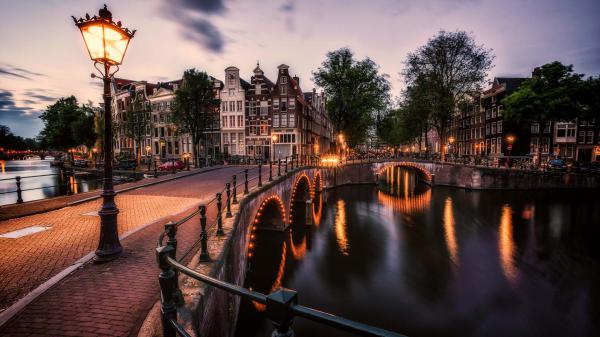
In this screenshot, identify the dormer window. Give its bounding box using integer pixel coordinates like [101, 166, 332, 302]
[281, 77, 287, 84]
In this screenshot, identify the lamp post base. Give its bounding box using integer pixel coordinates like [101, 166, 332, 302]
[94, 190, 122, 263]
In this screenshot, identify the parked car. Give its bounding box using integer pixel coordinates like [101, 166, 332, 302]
[114, 159, 137, 170]
[546, 159, 566, 171]
[158, 160, 185, 171]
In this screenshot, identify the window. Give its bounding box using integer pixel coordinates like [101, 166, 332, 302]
[289, 98, 295, 109]
[237, 101, 242, 112]
[542, 138, 550, 153]
[231, 132, 236, 144]
[497, 137, 502, 154]
[587, 131, 594, 144]
[154, 141, 159, 155]
[530, 137, 539, 154]
[273, 99, 279, 110]
[497, 120, 502, 133]
[280, 100, 287, 112]
[228, 75, 235, 86]
[531, 122, 539, 133]
[230, 116, 235, 128]
[491, 138, 496, 154]
[260, 101, 268, 116]
[567, 125, 576, 137]
[280, 85, 286, 94]
[578, 131, 585, 143]
[556, 126, 566, 138]
[229, 88, 235, 96]
[237, 115, 243, 127]
[289, 113, 295, 127]
[280, 113, 287, 127]
[491, 107, 497, 118]
[260, 121, 268, 135]
[491, 122, 497, 134]
[229, 101, 235, 112]
[497, 105, 503, 116]
[154, 127, 158, 137]
[249, 101, 256, 115]
[222, 116, 227, 128]
[544, 121, 551, 133]
[281, 76, 287, 84]
[273, 114, 280, 127]
[238, 133, 244, 145]
[486, 109, 491, 120]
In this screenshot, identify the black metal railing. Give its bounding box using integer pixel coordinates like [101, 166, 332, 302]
[155, 155, 407, 337]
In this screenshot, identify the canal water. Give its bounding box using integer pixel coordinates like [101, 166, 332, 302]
[235, 167, 599, 337]
[0, 159, 100, 206]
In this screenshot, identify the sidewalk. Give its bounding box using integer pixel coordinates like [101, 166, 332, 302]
[0, 166, 223, 221]
[0, 166, 256, 313]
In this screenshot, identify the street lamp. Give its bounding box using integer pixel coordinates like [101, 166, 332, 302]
[145, 145, 151, 171]
[506, 135, 515, 167]
[271, 134, 278, 161]
[92, 147, 98, 168]
[448, 136, 455, 160]
[73, 5, 135, 262]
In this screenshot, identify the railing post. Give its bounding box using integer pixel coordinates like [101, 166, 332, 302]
[15, 176, 23, 204]
[244, 169, 249, 195]
[258, 162, 263, 187]
[156, 244, 177, 337]
[199, 205, 210, 261]
[291, 155, 294, 170]
[226, 183, 232, 218]
[165, 222, 182, 305]
[267, 288, 298, 337]
[278, 159, 281, 176]
[269, 160, 273, 181]
[285, 157, 288, 173]
[232, 175, 238, 204]
[216, 192, 224, 236]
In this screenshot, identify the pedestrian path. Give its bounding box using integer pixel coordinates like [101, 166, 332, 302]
[0, 166, 258, 335]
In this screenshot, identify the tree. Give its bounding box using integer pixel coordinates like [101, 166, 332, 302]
[313, 48, 391, 147]
[121, 90, 151, 168]
[502, 61, 591, 164]
[0, 125, 39, 153]
[39, 96, 97, 156]
[173, 69, 220, 167]
[403, 30, 494, 159]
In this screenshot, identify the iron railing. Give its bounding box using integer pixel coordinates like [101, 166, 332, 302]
[155, 155, 407, 337]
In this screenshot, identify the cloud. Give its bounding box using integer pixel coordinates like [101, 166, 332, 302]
[23, 91, 57, 102]
[279, 0, 296, 32]
[0, 64, 47, 81]
[164, 0, 228, 53]
[0, 90, 43, 137]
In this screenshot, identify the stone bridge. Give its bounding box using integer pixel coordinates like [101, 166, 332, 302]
[178, 159, 600, 337]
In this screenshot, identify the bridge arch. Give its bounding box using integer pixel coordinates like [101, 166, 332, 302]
[250, 195, 287, 231]
[313, 171, 322, 196]
[377, 162, 433, 183]
[290, 174, 312, 203]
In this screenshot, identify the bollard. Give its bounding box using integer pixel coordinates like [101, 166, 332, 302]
[16, 176, 23, 204]
[199, 205, 210, 261]
[258, 163, 263, 187]
[269, 160, 273, 181]
[154, 160, 158, 178]
[305, 199, 313, 226]
[244, 169, 249, 195]
[164, 222, 182, 305]
[232, 175, 238, 204]
[156, 245, 177, 337]
[285, 157, 288, 173]
[216, 192, 224, 236]
[267, 288, 298, 337]
[225, 183, 232, 218]
[278, 159, 281, 176]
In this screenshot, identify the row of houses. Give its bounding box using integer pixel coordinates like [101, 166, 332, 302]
[424, 77, 599, 163]
[109, 63, 333, 164]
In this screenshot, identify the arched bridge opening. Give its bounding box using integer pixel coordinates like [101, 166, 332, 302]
[377, 162, 433, 185]
[289, 174, 313, 229]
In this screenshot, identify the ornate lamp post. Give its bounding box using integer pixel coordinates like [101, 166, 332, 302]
[73, 5, 135, 262]
[271, 134, 278, 162]
[448, 136, 455, 161]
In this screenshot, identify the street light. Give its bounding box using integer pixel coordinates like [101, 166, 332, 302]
[92, 147, 98, 168]
[145, 145, 151, 171]
[73, 5, 135, 262]
[506, 135, 515, 167]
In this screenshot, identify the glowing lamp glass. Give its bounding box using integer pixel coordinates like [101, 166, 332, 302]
[79, 22, 131, 65]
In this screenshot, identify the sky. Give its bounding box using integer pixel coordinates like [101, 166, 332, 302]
[1, 0, 599, 138]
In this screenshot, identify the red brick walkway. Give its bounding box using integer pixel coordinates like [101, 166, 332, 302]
[0, 166, 259, 337]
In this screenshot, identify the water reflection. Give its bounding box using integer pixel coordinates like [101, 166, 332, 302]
[334, 199, 349, 256]
[499, 204, 517, 283]
[236, 167, 600, 337]
[443, 197, 459, 267]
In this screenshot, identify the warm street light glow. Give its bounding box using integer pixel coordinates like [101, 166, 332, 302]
[92, 147, 97, 153]
[272, 134, 278, 142]
[506, 135, 515, 144]
[72, 5, 135, 65]
[448, 136, 455, 144]
[145, 145, 151, 152]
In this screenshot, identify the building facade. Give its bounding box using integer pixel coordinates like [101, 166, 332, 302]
[245, 63, 274, 160]
[220, 67, 250, 157]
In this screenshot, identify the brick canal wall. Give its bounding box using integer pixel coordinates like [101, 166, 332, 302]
[182, 161, 600, 337]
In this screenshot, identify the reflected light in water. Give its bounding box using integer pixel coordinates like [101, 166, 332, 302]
[443, 197, 459, 266]
[377, 189, 431, 214]
[499, 204, 517, 283]
[403, 170, 409, 199]
[290, 230, 307, 260]
[312, 195, 323, 226]
[335, 199, 350, 256]
[0, 160, 5, 174]
[252, 241, 288, 312]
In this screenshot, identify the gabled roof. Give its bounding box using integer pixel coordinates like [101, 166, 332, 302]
[289, 76, 304, 98]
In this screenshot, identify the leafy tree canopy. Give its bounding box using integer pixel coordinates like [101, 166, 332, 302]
[313, 48, 391, 147]
[39, 96, 97, 151]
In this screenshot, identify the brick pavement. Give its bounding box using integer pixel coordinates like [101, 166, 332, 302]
[0, 166, 258, 321]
